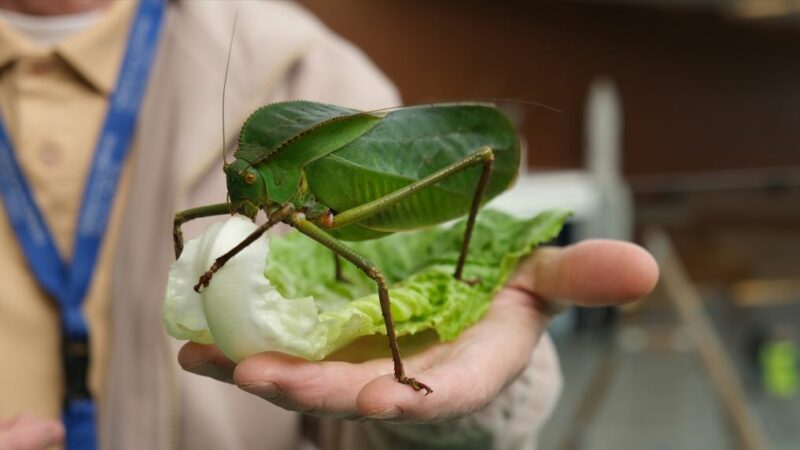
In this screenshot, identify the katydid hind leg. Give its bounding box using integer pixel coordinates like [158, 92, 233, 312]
[194, 205, 294, 292]
[454, 147, 495, 280]
[289, 214, 433, 394]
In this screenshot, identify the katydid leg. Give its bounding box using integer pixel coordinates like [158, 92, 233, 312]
[289, 213, 433, 394]
[333, 252, 348, 282]
[454, 147, 494, 280]
[194, 204, 294, 292]
[173, 203, 230, 258]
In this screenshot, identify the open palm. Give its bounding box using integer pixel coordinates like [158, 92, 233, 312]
[179, 239, 658, 421]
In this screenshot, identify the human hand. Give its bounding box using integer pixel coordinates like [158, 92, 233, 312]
[0, 414, 64, 450]
[178, 239, 658, 421]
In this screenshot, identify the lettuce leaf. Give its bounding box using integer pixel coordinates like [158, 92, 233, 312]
[163, 209, 569, 362]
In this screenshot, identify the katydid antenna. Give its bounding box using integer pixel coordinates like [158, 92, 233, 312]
[222, 10, 239, 168]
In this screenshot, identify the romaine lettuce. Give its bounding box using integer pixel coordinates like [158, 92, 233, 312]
[163, 210, 569, 363]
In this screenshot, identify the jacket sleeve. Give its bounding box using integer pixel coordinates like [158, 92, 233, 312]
[266, 28, 402, 111]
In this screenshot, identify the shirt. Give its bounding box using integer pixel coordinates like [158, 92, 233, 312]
[0, 0, 135, 420]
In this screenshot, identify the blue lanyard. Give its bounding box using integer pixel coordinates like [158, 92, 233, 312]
[0, 0, 165, 449]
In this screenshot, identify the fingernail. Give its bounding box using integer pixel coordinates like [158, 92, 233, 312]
[185, 362, 232, 383]
[239, 381, 280, 400]
[367, 406, 401, 420]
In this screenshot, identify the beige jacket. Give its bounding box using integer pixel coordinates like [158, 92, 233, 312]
[102, 2, 561, 449]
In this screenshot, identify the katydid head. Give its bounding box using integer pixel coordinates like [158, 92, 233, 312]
[225, 159, 266, 219]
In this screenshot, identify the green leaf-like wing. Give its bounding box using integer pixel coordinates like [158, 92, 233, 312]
[305, 103, 520, 231]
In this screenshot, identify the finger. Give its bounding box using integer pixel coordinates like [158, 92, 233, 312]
[358, 288, 545, 421]
[178, 342, 237, 383]
[233, 351, 401, 418]
[508, 239, 658, 306]
[0, 414, 36, 430]
[0, 418, 63, 450]
[0, 415, 24, 429]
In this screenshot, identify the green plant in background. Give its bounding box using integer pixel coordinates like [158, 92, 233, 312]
[761, 338, 798, 398]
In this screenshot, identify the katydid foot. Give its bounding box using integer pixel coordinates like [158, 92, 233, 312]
[454, 274, 483, 287]
[464, 277, 482, 287]
[194, 263, 220, 292]
[397, 375, 433, 395]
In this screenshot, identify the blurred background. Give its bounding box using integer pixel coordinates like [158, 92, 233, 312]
[298, 1, 800, 449]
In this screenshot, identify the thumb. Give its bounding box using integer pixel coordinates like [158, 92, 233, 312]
[508, 239, 659, 307]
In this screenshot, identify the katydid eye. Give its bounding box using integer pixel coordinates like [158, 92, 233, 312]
[244, 172, 256, 184]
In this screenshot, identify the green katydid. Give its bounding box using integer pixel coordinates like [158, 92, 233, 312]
[172, 101, 519, 394]
[171, 13, 519, 395]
